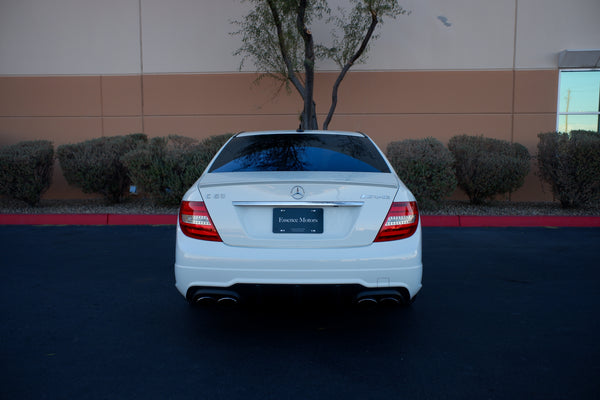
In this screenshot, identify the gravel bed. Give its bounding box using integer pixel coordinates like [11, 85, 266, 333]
[0, 197, 178, 215]
[419, 200, 600, 216]
[2, 197, 599, 216]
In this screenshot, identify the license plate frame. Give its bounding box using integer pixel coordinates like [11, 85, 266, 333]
[273, 208, 324, 234]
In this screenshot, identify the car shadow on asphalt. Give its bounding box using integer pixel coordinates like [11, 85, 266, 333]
[180, 299, 419, 338]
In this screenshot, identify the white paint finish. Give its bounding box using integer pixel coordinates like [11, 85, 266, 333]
[140, 0, 248, 73]
[349, 0, 517, 70]
[0, 0, 141, 75]
[515, 0, 600, 69]
[143, 0, 518, 72]
[174, 131, 422, 299]
[1, 0, 598, 75]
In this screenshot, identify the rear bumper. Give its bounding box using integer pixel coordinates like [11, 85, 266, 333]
[185, 284, 415, 306]
[174, 226, 422, 301]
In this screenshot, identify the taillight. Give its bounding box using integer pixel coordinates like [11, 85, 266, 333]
[374, 201, 419, 242]
[179, 201, 222, 241]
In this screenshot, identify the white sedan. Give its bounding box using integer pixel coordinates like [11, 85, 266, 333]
[175, 130, 422, 307]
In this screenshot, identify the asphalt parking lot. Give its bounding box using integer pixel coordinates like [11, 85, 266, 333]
[1, 226, 599, 400]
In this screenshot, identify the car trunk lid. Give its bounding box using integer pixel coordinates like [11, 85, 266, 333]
[197, 171, 402, 248]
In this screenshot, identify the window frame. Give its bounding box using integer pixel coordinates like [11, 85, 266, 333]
[556, 68, 600, 133]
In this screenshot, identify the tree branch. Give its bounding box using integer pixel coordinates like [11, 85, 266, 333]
[266, 0, 305, 98]
[323, 8, 378, 130]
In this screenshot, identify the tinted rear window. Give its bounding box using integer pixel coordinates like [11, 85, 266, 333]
[209, 133, 390, 173]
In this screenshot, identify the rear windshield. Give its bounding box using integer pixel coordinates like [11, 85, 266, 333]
[208, 133, 390, 173]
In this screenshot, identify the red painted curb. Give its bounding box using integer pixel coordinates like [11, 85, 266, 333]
[1, 214, 600, 227]
[421, 215, 600, 227]
[0, 214, 108, 225]
[0, 214, 176, 226]
[421, 216, 460, 227]
[107, 214, 177, 225]
[458, 215, 600, 227]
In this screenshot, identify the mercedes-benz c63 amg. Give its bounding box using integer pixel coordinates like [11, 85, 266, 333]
[175, 131, 422, 307]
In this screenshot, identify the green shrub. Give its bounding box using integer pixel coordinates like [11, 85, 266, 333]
[199, 133, 234, 156]
[448, 135, 530, 204]
[386, 137, 456, 207]
[0, 140, 54, 206]
[123, 133, 232, 205]
[537, 130, 600, 208]
[57, 133, 147, 203]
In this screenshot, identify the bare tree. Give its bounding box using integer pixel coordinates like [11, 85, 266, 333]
[233, 0, 409, 130]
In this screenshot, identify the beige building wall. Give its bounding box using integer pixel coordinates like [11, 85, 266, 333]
[1, 0, 599, 200]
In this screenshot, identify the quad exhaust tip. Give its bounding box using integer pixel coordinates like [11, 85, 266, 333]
[356, 297, 378, 307]
[192, 289, 239, 307]
[189, 287, 408, 308]
[355, 289, 407, 307]
[217, 296, 239, 306]
[195, 295, 217, 306]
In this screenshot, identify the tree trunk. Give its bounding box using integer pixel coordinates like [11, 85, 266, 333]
[297, 0, 318, 130]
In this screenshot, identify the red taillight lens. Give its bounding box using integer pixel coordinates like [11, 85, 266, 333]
[179, 201, 222, 241]
[374, 201, 419, 242]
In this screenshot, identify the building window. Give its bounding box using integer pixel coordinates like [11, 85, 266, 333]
[557, 70, 600, 133]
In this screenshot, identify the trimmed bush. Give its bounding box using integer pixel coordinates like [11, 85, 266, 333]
[123, 133, 232, 205]
[448, 135, 530, 204]
[57, 133, 147, 203]
[537, 130, 600, 208]
[0, 140, 54, 206]
[199, 133, 234, 156]
[386, 137, 456, 207]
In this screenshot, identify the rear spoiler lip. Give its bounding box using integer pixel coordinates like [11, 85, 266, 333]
[232, 201, 365, 207]
[198, 171, 399, 189]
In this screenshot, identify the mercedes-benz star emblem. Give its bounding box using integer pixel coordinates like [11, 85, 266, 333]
[290, 185, 305, 200]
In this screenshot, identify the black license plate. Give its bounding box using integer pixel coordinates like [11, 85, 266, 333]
[273, 208, 323, 234]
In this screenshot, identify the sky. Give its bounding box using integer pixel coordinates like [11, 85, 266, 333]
[558, 70, 600, 132]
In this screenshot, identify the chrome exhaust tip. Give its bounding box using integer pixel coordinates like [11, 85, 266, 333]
[217, 296, 239, 306]
[190, 288, 240, 307]
[194, 295, 216, 305]
[355, 289, 408, 308]
[356, 297, 378, 307]
[378, 296, 401, 306]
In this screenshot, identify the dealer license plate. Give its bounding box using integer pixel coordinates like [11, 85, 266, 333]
[273, 208, 323, 234]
